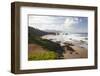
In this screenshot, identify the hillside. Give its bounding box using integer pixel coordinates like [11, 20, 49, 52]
[28, 26, 64, 58]
[28, 26, 55, 37]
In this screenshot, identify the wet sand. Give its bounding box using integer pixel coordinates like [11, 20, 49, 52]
[63, 45, 88, 59]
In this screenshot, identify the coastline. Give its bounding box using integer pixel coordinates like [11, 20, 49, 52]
[63, 43, 88, 59]
[41, 34, 88, 59]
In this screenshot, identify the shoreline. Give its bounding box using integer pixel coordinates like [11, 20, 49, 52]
[63, 44, 88, 59]
[28, 41, 88, 60]
[28, 34, 88, 60]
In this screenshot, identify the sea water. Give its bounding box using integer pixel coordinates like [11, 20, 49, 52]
[41, 33, 88, 49]
[63, 33, 88, 49]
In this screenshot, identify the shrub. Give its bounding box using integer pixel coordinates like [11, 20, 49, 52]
[28, 51, 57, 60]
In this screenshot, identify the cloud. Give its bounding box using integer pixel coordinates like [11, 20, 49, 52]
[63, 17, 79, 31]
[29, 15, 65, 31]
[29, 15, 88, 33]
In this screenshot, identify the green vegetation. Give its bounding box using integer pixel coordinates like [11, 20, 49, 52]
[29, 36, 63, 53]
[28, 26, 64, 60]
[28, 51, 57, 60]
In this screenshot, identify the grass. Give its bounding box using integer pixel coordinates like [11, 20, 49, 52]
[28, 50, 57, 60]
[29, 36, 64, 53]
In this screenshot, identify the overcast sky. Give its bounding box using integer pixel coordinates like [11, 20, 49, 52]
[29, 15, 88, 33]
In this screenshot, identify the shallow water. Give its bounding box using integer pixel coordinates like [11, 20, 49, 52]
[41, 33, 88, 49]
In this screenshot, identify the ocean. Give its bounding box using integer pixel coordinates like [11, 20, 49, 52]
[41, 33, 88, 49]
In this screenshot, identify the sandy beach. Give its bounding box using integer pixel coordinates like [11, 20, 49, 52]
[28, 41, 88, 60]
[63, 45, 88, 59]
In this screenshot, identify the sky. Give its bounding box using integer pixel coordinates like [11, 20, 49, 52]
[29, 15, 88, 33]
